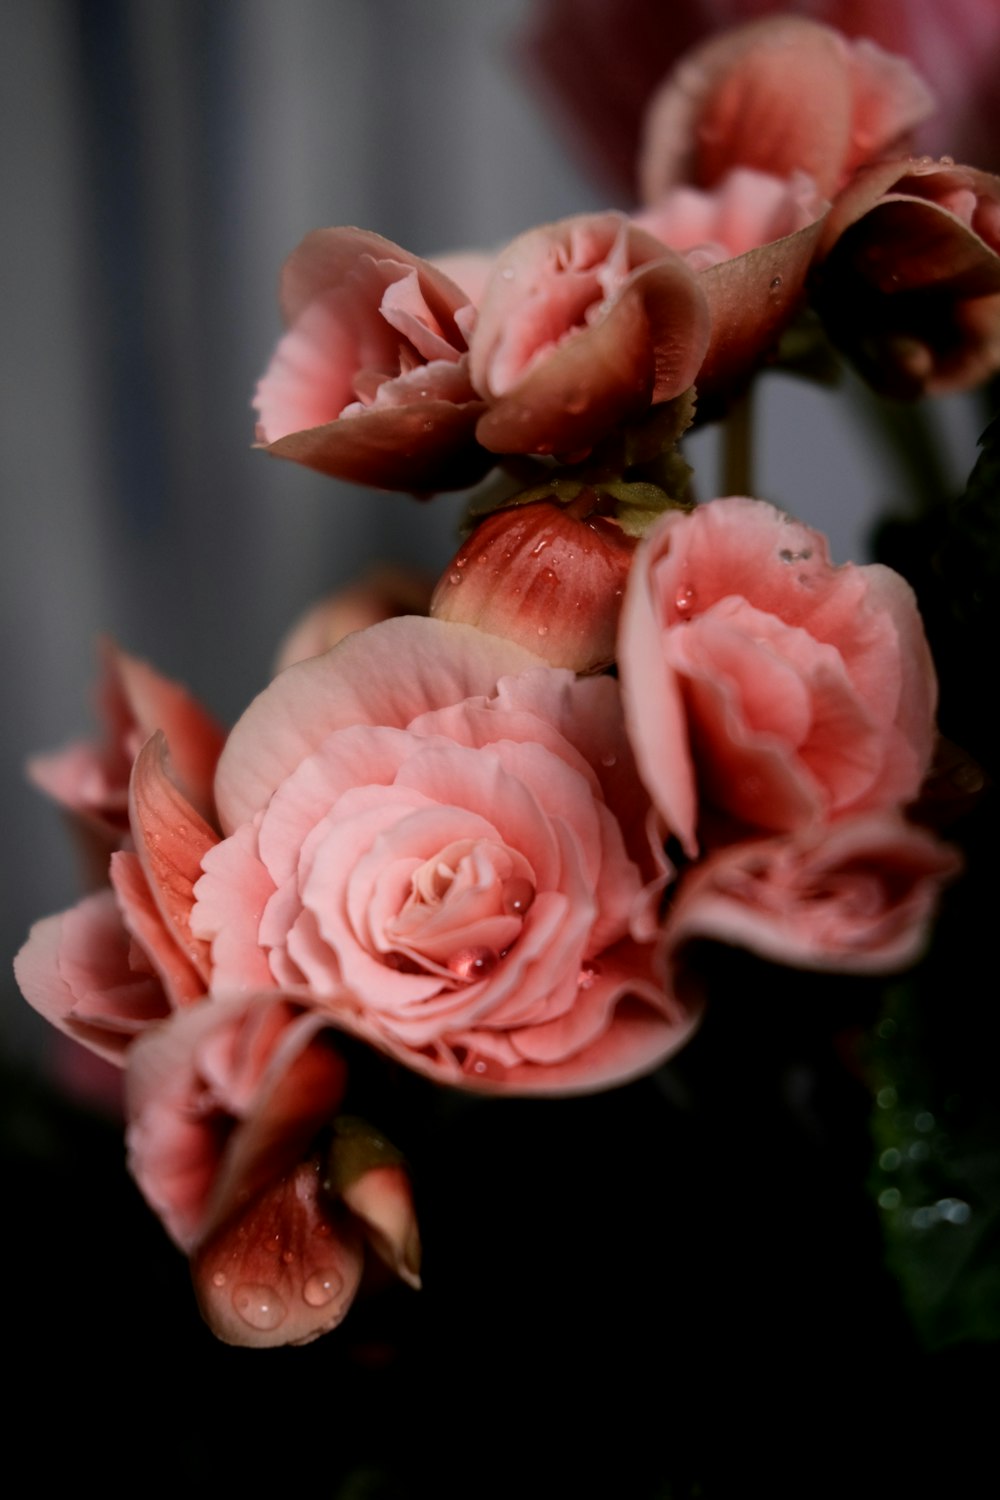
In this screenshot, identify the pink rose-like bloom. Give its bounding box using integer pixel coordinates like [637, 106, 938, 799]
[639, 15, 935, 202]
[468, 213, 710, 457]
[194, 616, 696, 1093]
[126, 992, 420, 1347]
[662, 813, 960, 987]
[254, 228, 491, 494]
[619, 497, 937, 855]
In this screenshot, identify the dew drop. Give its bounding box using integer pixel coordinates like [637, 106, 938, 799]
[537, 624, 549, 637]
[303, 1270, 343, 1308]
[675, 584, 696, 615]
[448, 945, 499, 980]
[473, 1060, 487, 1074]
[212, 1272, 227, 1288]
[770, 275, 782, 290]
[232, 1283, 287, 1332]
[422, 420, 434, 432]
[779, 547, 812, 563]
[578, 960, 602, 990]
[940, 154, 954, 166]
[501, 876, 535, 916]
[601, 751, 617, 768]
[282, 1250, 295, 1265]
[448, 571, 463, 585]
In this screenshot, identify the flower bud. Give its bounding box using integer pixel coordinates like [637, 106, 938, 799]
[430, 499, 637, 673]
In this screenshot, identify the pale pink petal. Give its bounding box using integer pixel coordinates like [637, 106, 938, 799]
[14, 893, 171, 1065]
[214, 618, 547, 834]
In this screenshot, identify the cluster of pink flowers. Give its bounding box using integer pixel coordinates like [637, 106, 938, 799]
[15, 14, 976, 1348]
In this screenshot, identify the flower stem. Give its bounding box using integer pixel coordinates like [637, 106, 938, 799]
[723, 386, 754, 496]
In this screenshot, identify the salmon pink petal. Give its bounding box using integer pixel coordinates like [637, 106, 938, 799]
[192, 1159, 365, 1348]
[126, 995, 348, 1251]
[129, 733, 218, 983]
[110, 851, 205, 1006]
[14, 893, 171, 1064]
[662, 815, 961, 978]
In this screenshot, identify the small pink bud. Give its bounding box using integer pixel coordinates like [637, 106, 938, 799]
[430, 499, 637, 673]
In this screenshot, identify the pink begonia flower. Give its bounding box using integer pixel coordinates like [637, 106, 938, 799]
[28, 639, 224, 858]
[639, 16, 935, 203]
[430, 501, 637, 674]
[254, 228, 492, 494]
[811, 158, 1000, 397]
[468, 213, 710, 457]
[275, 566, 433, 674]
[15, 733, 220, 1060]
[126, 993, 420, 1348]
[635, 166, 829, 396]
[618, 497, 937, 856]
[661, 813, 960, 987]
[521, 3, 946, 195]
[194, 616, 696, 1093]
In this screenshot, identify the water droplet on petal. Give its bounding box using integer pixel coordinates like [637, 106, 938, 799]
[232, 1283, 288, 1332]
[537, 625, 549, 637]
[212, 1272, 227, 1288]
[578, 960, 602, 989]
[303, 1270, 343, 1308]
[601, 751, 617, 768]
[501, 876, 535, 916]
[448, 571, 462, 585]
[940, 155, 954, 166]
[770, 275, 782, 290]
[448, 946, 499, 980]
[675, 585, 696, 615]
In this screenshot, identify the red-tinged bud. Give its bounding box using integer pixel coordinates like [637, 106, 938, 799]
[324, 1116, 422, 1291]
[430, 500, 637, 673]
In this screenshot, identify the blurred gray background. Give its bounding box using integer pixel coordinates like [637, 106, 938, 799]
[1, 0, 981, 1064]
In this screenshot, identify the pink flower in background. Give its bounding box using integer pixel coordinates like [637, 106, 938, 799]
[811, 157, 1000, 397]
[254, 228, 491, 494]
[662, 812, 960, 986]
[619, 497, 938, 854]
[639, 15, 934, 203]
[522, 0, 989, 196]
[126, 993, 420, 1347]
[468, 213, 710, 457]
[194, 616, 696, 1093]
[275, 566, 434, 673]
